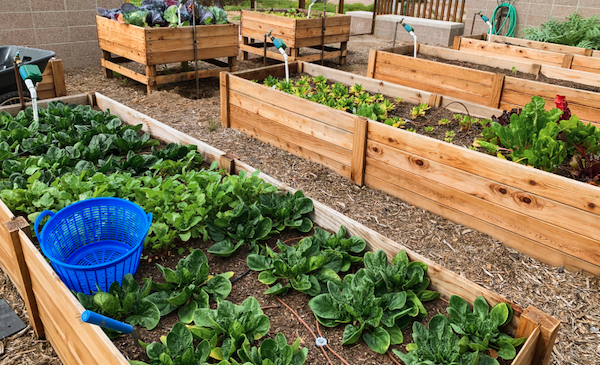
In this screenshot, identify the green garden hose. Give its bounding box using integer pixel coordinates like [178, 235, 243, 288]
[491, 3, 517, 37]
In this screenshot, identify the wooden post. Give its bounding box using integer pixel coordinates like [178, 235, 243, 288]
[515, 306, 560, 365]
[101, 51, 113, 79]
[219, 153, 236, 174]
[220, 72, 230, 128]
[366, 49, 377, 78]
[298, 0, 306, 8]
[3, 217, 44, 339]
[452, 35, 461, 50]
[50, 60, 67, 97]
[145, 65, 157, 93]
[242, 37, 250, 61]
[458, 0, 466, 23]
[371, 0, 378, 34]
[351, 117, 368, 186]
[290, 48, 300, 61]
[228, 56, 237, 72]
[339, 42, 348, 65]
[489, 73, 505, 108]
[338, 0, 344, 13]
[562, 54, 574, 69]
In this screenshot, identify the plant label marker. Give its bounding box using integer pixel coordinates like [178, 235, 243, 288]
[0, 299, 26, 340]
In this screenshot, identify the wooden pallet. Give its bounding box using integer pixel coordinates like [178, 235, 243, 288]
[96, 16, 239, 94]
[240, 9, 350, 65]
[37, 58, 67, 100]
[367, 45, 600, 126]
[223, 61, 600, 277]
[0, 92, 558, 365]
[454, 36, 600, 75]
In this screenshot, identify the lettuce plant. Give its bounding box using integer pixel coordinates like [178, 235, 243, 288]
[77, 274, 160, 333]
[232, 333, 308, 365]
[309, 269, 421, 354]
[447, 296, 526, 361]
[188, 297, 270, 362]
[144, 249, 232, 321]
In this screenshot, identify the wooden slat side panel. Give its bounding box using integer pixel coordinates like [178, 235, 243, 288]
[98, 39, 147, 64]
[540, 65, 600, 89]
[144, 23, 238, 41]
[145, 35, 239, 53]
[571, 55, 600, 74]
[491, 35, 592, 56]
[459, 38, 566, 66]
[241, 9, 297, 28]
[512, 326, 540, 365]
[296, 33, 351, 48]
[146, 45, 239, 65]
[20, 231, 128, 364]
[367, 121, 600, 215]
[365, 157, 600, 270]
[228, 75, 356, 133]
[373, 67, 491, 106]
[229, 117, 352, 178]
[229, 90, 354, 150]
[230, 104, 352, 166]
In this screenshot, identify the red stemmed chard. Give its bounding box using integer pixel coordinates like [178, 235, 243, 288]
[554, 95, 571, 121]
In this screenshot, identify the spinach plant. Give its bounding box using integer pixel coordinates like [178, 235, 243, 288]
[131, 323, 220, 365]
[145, 249, 232, 322]
[258, 190, 313, 233]
[393, 314, 491, 365]
[188, 297, 270, 362]
[307, 226, 366, 272]
[447, 296, 526, 361]
[232, 333, 308, 365]
[246, 238, 342, 296]
[309, 269, 421, 354]
[206, 201, 273, 257]
[363, 249, 440, 303]
[76, 274, 160, 333]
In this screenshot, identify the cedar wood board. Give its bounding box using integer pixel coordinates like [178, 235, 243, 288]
[0, 93, 557, 365]
[226, 61, 600, 277]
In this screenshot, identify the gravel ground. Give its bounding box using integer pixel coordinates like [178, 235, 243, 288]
[1, 34, 599, 365]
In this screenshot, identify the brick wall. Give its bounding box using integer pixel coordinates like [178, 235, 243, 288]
[465, 0, 600, 38]
[0, 0, 122, 69]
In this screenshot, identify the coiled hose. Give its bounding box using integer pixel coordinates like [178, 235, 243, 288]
[491, 3, 517, 37]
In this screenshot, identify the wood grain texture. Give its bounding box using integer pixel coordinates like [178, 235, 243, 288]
[220, 72, 230, 128]
[459, 38, 567, 66]
[515, 306, 560, 365]
[512, 326, 540, 365]
[351, 117, 368, 185]
[490, 35, 592, 56]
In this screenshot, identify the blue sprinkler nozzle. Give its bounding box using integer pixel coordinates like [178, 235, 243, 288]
[402, 23, 414, 33]
[479, 13, 489, 23]
[271, 37, 287, 50]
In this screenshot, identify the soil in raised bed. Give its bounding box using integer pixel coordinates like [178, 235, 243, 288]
[418, 54, 600, 94]
[109, 227, 512, 365]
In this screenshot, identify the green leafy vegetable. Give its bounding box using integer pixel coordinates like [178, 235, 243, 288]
[259, 190, 313, 233]
[232, 333, 308, 365]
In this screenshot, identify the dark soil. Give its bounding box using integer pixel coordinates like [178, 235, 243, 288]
[418, 54, 600, 93]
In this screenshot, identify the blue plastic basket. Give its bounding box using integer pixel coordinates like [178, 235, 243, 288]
[35, 198, 152, 294]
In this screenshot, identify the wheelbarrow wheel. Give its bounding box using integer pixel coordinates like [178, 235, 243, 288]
[0, 91, 32, 106]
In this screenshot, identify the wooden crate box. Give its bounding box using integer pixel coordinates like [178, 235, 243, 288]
[222, 61, 600, 277]
[37, 58, 67, 100]
[96, 16, 239, 94]
[240, 9, 350, 64]
[0, 93, 558, 365]
[367, 45, 600, 127]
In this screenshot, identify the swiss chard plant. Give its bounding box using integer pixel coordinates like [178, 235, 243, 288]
[477, 96, 578, 172]
[188, 297, 270, 362]
[363, 249, 440, 302]
[258, 190, 314, 233]
[246, 238, 342, 296]
[232, 333, 308, 365]
[309, 269, 421, 354]
[76, 274, 160, 334]
[393, 314, 492, 365]
[447, 296, 526, 361]
[144, 249, 232, 322]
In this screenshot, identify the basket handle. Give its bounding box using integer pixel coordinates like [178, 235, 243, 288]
[34, 210, 55, 237]
[146, 212, 153, 228]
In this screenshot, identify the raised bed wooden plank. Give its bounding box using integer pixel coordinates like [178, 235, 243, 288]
[512, 326, 540, 365]
[571, 54, 600, 74]
[458, 37, 568, 67]
[489, 34, 593, 56]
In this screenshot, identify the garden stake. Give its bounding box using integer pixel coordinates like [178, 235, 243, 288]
[192, 0, 199, 100]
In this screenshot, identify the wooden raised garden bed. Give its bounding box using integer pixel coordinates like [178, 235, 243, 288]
[96, 16, 239, 94]
[221, 61, 600, 277]
[453, 35, 600, 75]
[461, 33, 595, 56]
[366, 45, 600, 126]
[0, 93, 559, 365]
[240, 9, 350, 64]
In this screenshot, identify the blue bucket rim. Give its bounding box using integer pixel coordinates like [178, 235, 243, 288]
[37, 197, 151, 271]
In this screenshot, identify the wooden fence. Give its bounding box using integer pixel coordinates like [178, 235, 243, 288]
[376, 0, 466, 22]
